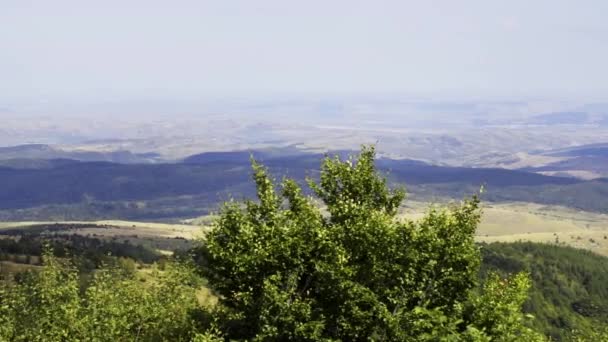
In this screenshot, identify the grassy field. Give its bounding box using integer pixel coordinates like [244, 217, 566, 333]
[0, 220, 206, 239]
[0, 220, 208, 255]
[3, 201, 608, 256]
[476, 203, 608, 256]
[399, 201, 608, 256]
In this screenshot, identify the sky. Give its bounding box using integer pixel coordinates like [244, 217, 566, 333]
[2, 0, 608, 106]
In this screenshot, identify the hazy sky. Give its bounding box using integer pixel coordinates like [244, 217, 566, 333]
[2, 0, 608, 104]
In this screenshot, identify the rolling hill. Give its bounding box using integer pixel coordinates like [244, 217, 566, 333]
[0, 144, 161, 164]
[521, 143, 608, 179]
[0, 149, 605, 221]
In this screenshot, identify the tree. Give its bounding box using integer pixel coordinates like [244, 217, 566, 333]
[0, 246, 201, 341]
[200, 146, 544, 341]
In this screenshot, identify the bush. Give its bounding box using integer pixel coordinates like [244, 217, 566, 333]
[0, 246, 201, 341]
[199, 146, 544, 341]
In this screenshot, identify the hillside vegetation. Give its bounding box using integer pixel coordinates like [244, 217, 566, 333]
[481, 242, 608, 340]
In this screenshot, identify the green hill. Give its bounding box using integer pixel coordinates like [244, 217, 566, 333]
[481, 242, 608, 340]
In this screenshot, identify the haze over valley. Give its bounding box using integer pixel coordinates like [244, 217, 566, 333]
[2, 98, 608, 259]
[3, 1, 608, 340]
[4, 98, 608, 171]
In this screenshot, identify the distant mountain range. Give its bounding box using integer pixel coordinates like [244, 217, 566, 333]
[0, 144, 161, 164]
[525, 111, 608, 126]
[0, 148, 606, 221]
[526, 112, 590, 125]
[543, 143, 608, 158]
[519, 143, 608, 179]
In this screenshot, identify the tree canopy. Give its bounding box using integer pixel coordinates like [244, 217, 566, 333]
[200, 146, 544, 341]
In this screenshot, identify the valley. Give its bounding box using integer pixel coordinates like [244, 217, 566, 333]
[3, 103, 608, 341]
[1, 142, 607, 259]
[1, 142, 607, 341]
[4, 1, 608, 338]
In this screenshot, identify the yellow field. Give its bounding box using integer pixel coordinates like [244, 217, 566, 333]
[0, 220, 207, 240]
[401, 201, 608, 256]
[0, 220, 209, 255]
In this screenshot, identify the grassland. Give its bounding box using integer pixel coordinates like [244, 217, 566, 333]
[0, 220, 205, 238]
[0, 220, 208, 255]
[400, 201, 608, 256]
[3, 201, 607, 256]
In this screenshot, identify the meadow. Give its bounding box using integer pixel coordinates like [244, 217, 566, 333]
[400, 201, 608, 256]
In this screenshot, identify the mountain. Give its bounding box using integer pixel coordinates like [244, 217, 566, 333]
[378, 158, 577, 187]
[0, 158, 80, 170]
[544, 143, 608, 158]
[527, 112, 590, 125]
[521, 143, 608, 179]
[0, 144, 58, 159]
[0, 144, 161, 164]
[0, 150, 606, 221]
[183, 151, 253, 165]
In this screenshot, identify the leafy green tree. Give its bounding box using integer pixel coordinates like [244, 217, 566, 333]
[3, 248, 83, 341]
[200, 146, 544, 341]
[0, 247, 201, 341]
[464, 272, 542, 341]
